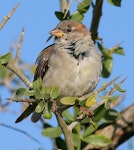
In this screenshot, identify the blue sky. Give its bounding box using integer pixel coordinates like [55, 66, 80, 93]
[0, 0, 134, 150]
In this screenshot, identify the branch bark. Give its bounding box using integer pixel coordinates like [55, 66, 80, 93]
[90, 0, 103, 41]
[55, 110, 74, 150]
[60, 0, 68, 12]
[83, 104, 134, 150]
[0, 3, 20, 29]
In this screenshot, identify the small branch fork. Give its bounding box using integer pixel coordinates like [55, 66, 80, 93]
[0, 3, 20, 29]
[3, 28, 33, 89]
[69, 76, 127, 131]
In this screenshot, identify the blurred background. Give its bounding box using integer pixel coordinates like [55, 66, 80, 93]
[0, 0, 134, 149]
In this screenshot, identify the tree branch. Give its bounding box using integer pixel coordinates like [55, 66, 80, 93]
[90, 0, 103, 41]
[79, 75, 121, 102]
[69, 77, 126, 130]
[60, 0, 69, 12]
[2, 27, 33, 89]
[55, 110, 74, 150]
[4, 63, 32, 89]
[15, 27, 25, 66]
[83, 104, 134, 150]
[0, 3, 20, 29]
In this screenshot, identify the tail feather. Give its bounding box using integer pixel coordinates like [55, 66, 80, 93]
[15, 103, 37, 123]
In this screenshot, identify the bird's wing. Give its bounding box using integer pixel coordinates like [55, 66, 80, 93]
[34, 44, 54, 80]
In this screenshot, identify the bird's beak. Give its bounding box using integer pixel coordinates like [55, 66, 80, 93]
[49, 28, 64, 37]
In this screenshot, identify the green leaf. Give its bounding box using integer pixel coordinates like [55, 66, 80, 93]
[44, 93, 50, 100]
[50, 87, 60, 99]
[71, 11, 84, 22]
[83, 122, 99, 137]
[107, 0, 122, 7]
[85, 94, 97, 107]
[0, 65, 7, 79]
[33, 78, 43, 90]
[109, 96, 118, 103]
[55, 11, 64, 21]
[55, 11, 70, 21]
[97, 43, 112, 59]
[73, 106, 79, 120]
[62, 109, 74, 123]
[114, 83, 126, 92]
[60, 96, 78, 105]
[113, 47, 125, 55]
[34, 89, 44, 100]
[0, 52, 11, 65]
[25, 89, 35, 96]
[101, 109, 120, 123]
[43, 109, 52, 119]
[77, 0, 92, 13]
[43, 102, 52, 119]
[13, 88, 27, 100]
[102, 58, 113, 78]
[74, 124, 81, 135]
[82, 134, 111, 147]
[93, 104, 107, 122]
[42, 126, 62, 138]
[16, 88, 26, 97]
[72, 133, 81, 149]
[35, 101, 45, 113]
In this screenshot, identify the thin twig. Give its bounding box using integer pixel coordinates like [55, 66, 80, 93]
[79, 75, 121, 102]
[63, 0, 73, 19]
[4, 64, 33, 88]
[0, 122, 41, 144]
[6, 97, 36, 103]
[60, 0, 69, 12]
[69, 77, 126, 130]
[15, 27, 25, 66]
[90, 77, 127, 111]
[110, 93, 125, 108]
[109, 42, 123, 52]
[0, 3, 20, 29]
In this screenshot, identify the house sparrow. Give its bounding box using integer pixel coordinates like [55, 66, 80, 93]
[15, 20, 102, 123]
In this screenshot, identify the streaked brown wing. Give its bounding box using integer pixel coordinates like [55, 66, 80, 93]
[34, 44, 53, 80]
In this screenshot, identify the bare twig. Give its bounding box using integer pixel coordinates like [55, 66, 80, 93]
[69, 77, 126, 130]
[55, 110, 74, 150]
[90, 77, 126, 111]
[0, 122, 41, 144]
[2, 27, 32, 88]
[4, 64, 32, 88]
[6, 98, 36, 103]
[79, 75, 121, 102]
[63, 0, 73, 19]
[0, 3, 20, 29]
[109, 42, 123, 52]
[15, 27, 25, 66]
[110, 93, 125, 108]
[60, 0, 69, 12]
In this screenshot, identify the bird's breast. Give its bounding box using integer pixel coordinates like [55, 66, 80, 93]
[43, 48, 102, 96]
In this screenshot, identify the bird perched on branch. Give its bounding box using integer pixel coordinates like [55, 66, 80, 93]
[15, 20, 102, 123]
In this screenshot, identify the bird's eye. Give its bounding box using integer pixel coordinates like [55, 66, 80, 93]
[67, 27, 72, 32]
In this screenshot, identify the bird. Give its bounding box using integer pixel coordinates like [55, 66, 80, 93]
[15, 20, 102, 123]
